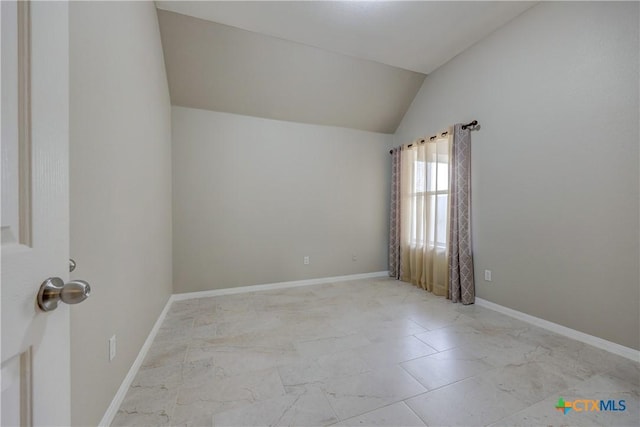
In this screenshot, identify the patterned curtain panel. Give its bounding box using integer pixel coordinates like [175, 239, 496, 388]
[448, 124, 475, 304]
[389, 148, 401, 279]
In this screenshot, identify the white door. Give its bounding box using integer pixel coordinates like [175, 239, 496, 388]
[1, 1, 79, 425]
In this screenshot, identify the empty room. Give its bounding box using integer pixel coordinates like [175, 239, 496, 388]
[1, 1, 638, 426]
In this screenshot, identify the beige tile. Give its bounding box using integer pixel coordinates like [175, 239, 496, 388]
[277, 359, 329, 387]
[117, 385, 177, 420]
[196, 296, 219, 310]
[132, 362, 183, 388]
[456, 335, 539, 368]
[406, 303, 473, 330]
[311, 283, 355, 299]
[278, 351, 371, 387]
[414, 323, 485, 351]
[406, 376, 529, 426]
[154, 326, 194, 344]
[193, 309, 222, 327]
[361, 318, 427, 343]
[142, 341, 188, 368]
[171, 402, 216, 427]
[294, 333, 372, 358]
[186, 344, 300, 376]
[111, 410, 172, 427]
[561, 373, 639, 427]
[514, 328, 631, 378]
[328, 311, 394, 336]
[109, 278, 638, 427]
[607, 359, 640, 388]
[214, 297, 256, 320]
[176, 367, 285, 417]
[167, 299, 200, 317]
[477, 360, 584, 405]
[357, 336, 437, 368]
[253, 290, 320, 312]
[334, 402, 426, 426]
[456, 304, 531, 333]
[491, 374, 639, 427]
[316, 350, 373, 378]
[212, 387, 338, 426]
[488, 399, 595, 427]
[161, 313, 195, 327]
[214, 312, 284, 338]
[400, 346, 493, 390]
[323, 365, 426, 420]
[191, 328, 296, 350]
[190, 323, 218, 340]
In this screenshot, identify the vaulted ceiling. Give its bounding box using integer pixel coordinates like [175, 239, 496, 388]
[156, 1, 536, 133]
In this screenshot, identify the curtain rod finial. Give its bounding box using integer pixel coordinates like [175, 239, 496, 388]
[462, 120, 478, 130]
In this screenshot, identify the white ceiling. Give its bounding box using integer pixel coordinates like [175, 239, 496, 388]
[155, 1, 537, 133]
[156, 1, 536, 74]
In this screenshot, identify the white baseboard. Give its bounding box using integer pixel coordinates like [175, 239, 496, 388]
[98, 296, 173, 427]
[172, 271, 390, 301]
[475, 297, 640, 362]
[100, 271, 389, 424]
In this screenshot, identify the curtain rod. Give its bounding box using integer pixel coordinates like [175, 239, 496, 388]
[461, 120, 478, 130]
[389, 120, 479, 154]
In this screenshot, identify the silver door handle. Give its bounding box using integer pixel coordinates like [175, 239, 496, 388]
[69, 258, 76, 272]
[37, 277, 91, 312]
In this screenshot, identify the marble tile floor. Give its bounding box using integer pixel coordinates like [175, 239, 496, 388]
[112, 277, 639, 426]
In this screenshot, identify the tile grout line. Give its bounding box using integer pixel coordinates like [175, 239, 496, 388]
[317, 384, 342, 425]
[335, 396, 428, 425]
[401, 400, 429, 426]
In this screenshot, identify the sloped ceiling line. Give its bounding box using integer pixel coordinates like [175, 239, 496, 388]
[155, 1, 536, 133]
[158, 10, 425, 134]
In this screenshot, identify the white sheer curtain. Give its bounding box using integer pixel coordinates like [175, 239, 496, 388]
[400, 132, 451, 296]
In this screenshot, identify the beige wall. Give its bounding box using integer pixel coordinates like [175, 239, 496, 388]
[69, 2, 173, 426]
[395, 2, 640, 350]
[172, 107, 391, 293]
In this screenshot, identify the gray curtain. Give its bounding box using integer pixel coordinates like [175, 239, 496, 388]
[389, 147, 401, 279]
[448, 124, 475, 304]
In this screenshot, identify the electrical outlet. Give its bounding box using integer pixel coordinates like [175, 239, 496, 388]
[352, 254, 357, 262]
[109, 335, 117, 361]
[303, 256, 309, 265]
[484, 270, 492, 282]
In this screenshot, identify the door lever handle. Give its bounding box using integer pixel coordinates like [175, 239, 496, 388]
[37, 277, 91, 312]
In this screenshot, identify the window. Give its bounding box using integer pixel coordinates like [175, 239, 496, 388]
[407, 137, 449, 250]
[392, 126, 475, 301]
